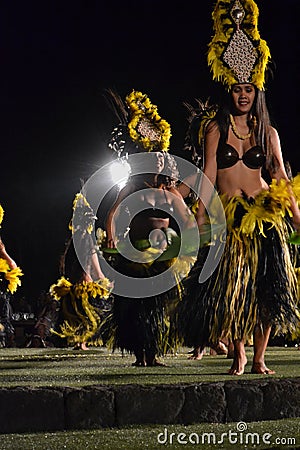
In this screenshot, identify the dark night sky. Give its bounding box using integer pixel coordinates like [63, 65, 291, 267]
[1, 0, 299, 304]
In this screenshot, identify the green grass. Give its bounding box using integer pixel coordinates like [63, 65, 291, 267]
[0, 419, 299, 450]
[0, 346, 300, 387]
[0, 346, 299, 388]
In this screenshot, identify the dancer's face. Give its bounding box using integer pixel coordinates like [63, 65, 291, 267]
[154, 152, 165, 173]
[231, 83, 256, 115]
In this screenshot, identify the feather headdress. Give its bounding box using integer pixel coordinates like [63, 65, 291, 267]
[183, 99, 218, 168]
[105, 89, 171, 156]
[207, 0, 271, 90]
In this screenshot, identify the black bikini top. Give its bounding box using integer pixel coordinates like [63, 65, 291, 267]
[217, 143, 266, 170]
[132, 202, 173, 220]
[128, 187, 174, 220]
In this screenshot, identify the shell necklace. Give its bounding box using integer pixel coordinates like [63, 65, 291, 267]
[230, 114, 252, 140]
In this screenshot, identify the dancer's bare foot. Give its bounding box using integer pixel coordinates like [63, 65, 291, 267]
[73, 342, 89, 350]
[228, 340, 247, 375]
[188, 352, 205, 360]
[72, 342, 89, 350]
[251, 362, 275, 375]
[132, 350, 146, 367]
[80, 342, 89, 350]
[228, 354, 247, 375]
[210, 341, 228, 356]
[188, 347, 205, 360]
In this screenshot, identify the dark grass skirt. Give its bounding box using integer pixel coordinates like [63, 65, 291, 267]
[177, 192, 300, 348]
[105, 255, 182, 356]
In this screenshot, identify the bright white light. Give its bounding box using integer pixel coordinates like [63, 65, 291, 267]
[109, 159, 131, 189]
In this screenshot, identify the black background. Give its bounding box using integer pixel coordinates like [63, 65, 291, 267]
[1, 0, 299, 305]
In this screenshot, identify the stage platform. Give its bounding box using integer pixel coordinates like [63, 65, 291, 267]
[0, 347, 299, 434]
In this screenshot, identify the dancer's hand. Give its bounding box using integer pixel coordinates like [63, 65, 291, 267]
[107, 237, 117, 248]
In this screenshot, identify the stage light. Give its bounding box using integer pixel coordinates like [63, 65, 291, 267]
[109, 158, 131, 189]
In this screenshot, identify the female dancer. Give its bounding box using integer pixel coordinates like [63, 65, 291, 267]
[178, 0, 300, 375]
[106, 151, 196, 366]
[104, 89, 197, 366]
[50, 193, 112, 349]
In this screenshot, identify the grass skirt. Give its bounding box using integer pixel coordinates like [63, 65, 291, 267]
[177, 177, 300, 347]
[104, 233, 195, 356]
[49, 277, 112, 347]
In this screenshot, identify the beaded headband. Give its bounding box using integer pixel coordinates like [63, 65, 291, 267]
[207, 0, 271, 90]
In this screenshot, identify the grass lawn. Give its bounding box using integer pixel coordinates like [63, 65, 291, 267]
[0, 419, 299, 450]
[0, 346, 299, 387]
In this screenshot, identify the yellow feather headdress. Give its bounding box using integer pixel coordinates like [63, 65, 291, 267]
[207, 0, 271, 90]
[106, 88, 171, 156]
[125, 90, 171, 152]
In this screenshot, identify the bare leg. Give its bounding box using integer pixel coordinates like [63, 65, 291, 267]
[251, 324, 275, 374]
[227, 340, 235, 359]
[228, 340, 247, 375]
